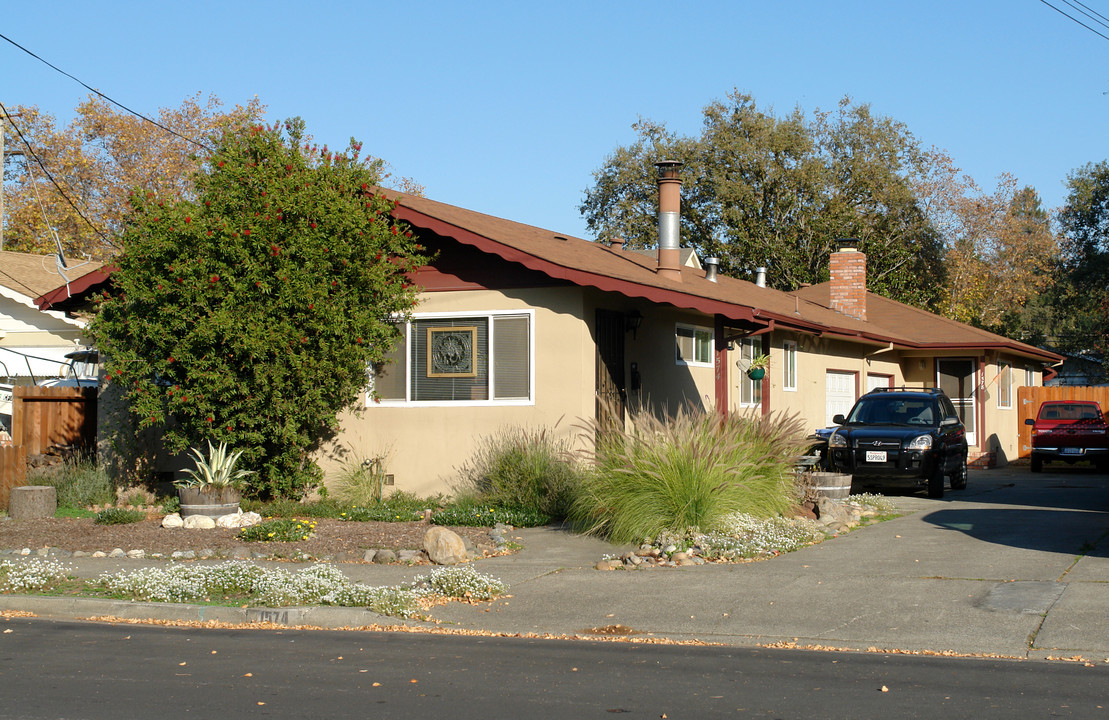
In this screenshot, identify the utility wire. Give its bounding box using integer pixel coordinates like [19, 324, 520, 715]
[1038, 0, 1109, 41]
[0, 100, 116, 250]
[1062, 0, 1109, 29]
[0, 31, 210, 151]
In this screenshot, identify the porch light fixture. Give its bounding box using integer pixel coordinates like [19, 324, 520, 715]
[625, 309, 644, 339]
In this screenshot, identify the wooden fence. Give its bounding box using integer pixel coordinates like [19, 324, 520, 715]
[0, 386, 97, 509]
[1017, 385, 1109, 459]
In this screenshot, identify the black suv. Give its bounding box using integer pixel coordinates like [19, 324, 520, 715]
[827, 387, 969, 498]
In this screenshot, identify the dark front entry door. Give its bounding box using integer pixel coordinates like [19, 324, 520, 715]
[595, 309, 626, 435]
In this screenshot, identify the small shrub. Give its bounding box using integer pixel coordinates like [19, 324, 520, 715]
[238, 518, 317, 542]
[454, 424, 581, 520]
[94, 507, 146, 525]
[431, 500, 548, 528]
[413, 565, 508, 601]
[849, 493, 896, 514]
[30, 458, 114, 509]
[0, 558, 73, 592]
[571, 405, 808, 543]
[177, 441, 253, 490]
[160, 495, 181, 515]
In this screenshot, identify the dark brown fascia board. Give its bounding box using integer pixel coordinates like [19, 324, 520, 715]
[35, 266, 114, 310]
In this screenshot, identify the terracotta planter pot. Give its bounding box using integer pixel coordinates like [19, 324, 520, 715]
[178, 486, 242, 518]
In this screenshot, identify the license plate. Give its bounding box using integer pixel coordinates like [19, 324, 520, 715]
[1061, 448, 1083, 455]
[865, 451, 887, 463]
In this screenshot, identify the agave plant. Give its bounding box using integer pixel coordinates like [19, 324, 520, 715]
[176, 441, 254, 490]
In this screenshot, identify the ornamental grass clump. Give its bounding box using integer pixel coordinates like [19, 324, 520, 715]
[572, 405, 808, 544]
[454, 424, 582, 520]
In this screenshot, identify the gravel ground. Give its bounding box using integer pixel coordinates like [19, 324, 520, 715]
[0, 516, 496, 558]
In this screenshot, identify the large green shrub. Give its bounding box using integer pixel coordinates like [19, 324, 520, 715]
[571, 406, 807, 543]
[90, 119, 428, 498]
[454, 425, 581, 520]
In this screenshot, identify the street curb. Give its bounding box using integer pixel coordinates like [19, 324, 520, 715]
[0, 594, 420, 629]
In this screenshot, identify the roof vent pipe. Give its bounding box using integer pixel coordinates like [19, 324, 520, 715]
[610, 237, 624, 251]
[755, 267, 767, 288]
[655, 160, 683, 282]
[704, 257, 719, 283]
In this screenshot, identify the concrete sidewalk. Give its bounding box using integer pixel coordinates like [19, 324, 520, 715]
[5, 466, 1109, 660]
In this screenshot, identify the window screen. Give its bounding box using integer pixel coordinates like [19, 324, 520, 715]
[493, 315, 530, 399]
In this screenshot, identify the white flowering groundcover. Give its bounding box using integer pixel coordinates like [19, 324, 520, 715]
[0, 559, 507, 619]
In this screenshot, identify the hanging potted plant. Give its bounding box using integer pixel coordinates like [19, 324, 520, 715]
[175, 441, 253, 518]
[745, 353, 770, 380]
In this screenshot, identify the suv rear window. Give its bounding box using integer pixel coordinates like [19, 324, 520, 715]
[846, 397, 936, 426]
[1039, 403, 1102, 420]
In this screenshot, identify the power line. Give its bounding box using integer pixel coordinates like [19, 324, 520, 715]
[1038, 0, 1109, 41]
[0, 31, 210, 151]
[1066, 0, 1109, 28]
[0, 100, 116, 250]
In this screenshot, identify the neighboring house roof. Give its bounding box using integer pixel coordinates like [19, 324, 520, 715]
[793, 284, 1060, 362]
[385, 189, 1061, 364]
[0, 250, 109, 312]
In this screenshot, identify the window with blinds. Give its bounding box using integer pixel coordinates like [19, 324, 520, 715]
[367, 312, 532, 404]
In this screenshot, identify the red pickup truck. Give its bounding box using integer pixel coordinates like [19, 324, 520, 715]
[1025, 401, 1109, 473]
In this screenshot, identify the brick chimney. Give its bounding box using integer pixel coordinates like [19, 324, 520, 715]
[655, 160, 682, 282]
[829, 238, 866, 321]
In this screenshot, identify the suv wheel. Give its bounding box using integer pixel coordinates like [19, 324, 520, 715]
[949, 455, 968, 490]
[927, 462, 945, 499]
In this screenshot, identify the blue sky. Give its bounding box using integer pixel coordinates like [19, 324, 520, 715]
[4, 1, 1107, 240]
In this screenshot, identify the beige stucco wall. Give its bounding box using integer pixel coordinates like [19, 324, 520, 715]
[321, 284, 1049, 494]
[321, 286, 593, 497]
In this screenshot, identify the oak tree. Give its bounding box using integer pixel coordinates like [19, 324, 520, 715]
[2, 93, 264, 258]
[580, 92, 946, 307]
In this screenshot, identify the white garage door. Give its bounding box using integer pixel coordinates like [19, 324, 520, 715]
[826, 371, 856, 426]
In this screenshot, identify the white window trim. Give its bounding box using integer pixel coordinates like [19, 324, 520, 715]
[997, 361, 1012, 410]
[675, 322, 714, 367]
[368, 309, 535, 408]
[783, 340, 797, 392]
[735, 337, 762, 408]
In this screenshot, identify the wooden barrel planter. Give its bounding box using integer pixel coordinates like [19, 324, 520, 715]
[811, 472, 852, 500]
[178, 486, 242, 518]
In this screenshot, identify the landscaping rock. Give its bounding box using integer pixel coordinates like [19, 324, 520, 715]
[362, 549, 378, 563]
[183, 515, 216, 530]
[423, 526, 467, 565]
[230, 546, 252, 560]
[162, 513, 184, 529]
[373, 549, 397, 564]
[398, 549, 425, 563]
[816, 496, 850, 526]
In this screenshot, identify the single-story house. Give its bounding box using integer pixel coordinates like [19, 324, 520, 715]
[321, 168, 1062, 495]
[0, 250, 109, 431]
[0, 249, 107, 382]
